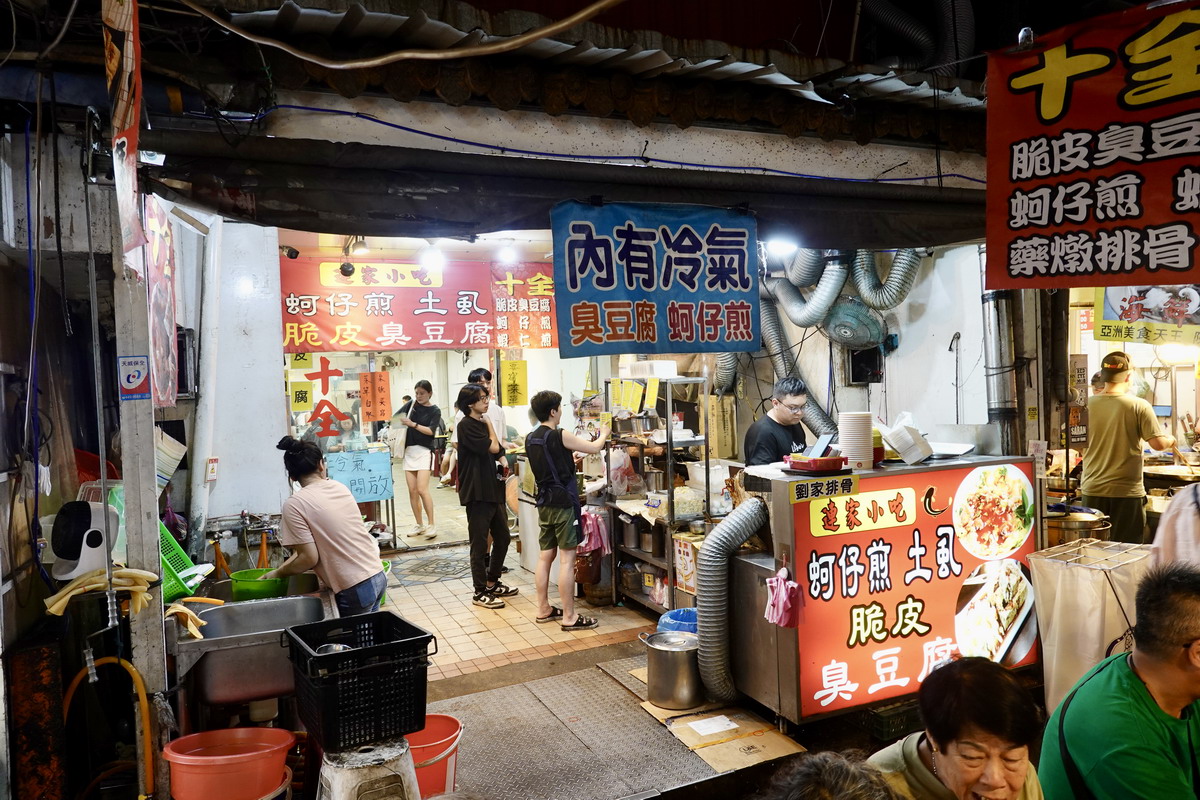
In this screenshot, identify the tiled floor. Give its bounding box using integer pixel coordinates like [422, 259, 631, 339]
[379, 544, 655, 683]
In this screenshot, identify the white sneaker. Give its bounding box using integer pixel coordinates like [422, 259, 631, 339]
[423, 527, 438, 539]
[409, 523, 427, 536]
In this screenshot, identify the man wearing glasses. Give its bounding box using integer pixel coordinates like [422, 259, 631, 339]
[1039, 563, 1200, 799]
[744, 376, 809, 466]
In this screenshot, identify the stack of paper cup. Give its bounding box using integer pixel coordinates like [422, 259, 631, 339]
[838, 411, 874, 470]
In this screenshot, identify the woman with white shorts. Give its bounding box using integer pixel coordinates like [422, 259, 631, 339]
[399, 380, 443, 538]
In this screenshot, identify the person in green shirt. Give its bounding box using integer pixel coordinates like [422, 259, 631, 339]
[1039, 563, 1200, 800]
[1081, 351, 1174, 543]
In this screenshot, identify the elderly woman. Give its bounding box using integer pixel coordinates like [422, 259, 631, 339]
[868, 657, 1044, 800]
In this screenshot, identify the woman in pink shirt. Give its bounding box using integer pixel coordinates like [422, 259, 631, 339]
[264, 436, 387, 616]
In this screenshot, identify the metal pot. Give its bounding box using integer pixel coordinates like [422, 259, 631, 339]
[644, 469, 665, 492]
[1046, 510, 1110, 546]
[640, 631, 704, 709]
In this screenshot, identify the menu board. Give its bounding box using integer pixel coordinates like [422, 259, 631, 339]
[795, 461, 1039, 717]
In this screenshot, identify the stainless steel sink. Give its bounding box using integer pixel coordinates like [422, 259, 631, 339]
[172, 595, 330, 705]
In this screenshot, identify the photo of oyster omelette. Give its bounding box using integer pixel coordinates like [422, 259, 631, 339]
[955, 560, 1034, 663]
[953, 465, 1035, 560]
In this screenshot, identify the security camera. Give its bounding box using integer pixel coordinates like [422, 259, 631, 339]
[339, 262, 355, 277]
[279, 245, 299, 259]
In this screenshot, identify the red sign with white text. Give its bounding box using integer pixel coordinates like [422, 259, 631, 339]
[796, 461, 1038, 717]
[987, 1, 1200, 289]
[280, 258, 496, 352]
[490, 262, 558, 349]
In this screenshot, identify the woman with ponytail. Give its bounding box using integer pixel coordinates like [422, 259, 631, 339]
[263, 436, 387, 616]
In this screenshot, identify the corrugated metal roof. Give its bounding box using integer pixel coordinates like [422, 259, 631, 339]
[228, 1, 839, 105]
[824, 67, 986, 112]
[222, 0, 989, 117]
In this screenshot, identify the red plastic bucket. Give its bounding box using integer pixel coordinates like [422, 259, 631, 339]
[408, 714, 463, 798]
[163, 727, 294, 800]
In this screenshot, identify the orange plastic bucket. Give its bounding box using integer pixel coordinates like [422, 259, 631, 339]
[408, 714, 463, 798]
[163, 727, 294, 800]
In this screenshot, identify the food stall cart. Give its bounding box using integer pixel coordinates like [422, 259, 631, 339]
[729, 455, 1039, 723]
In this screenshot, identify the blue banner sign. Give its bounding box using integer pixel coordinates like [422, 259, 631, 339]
[551, 201, 759, 357]
[325, 450, 394, 502]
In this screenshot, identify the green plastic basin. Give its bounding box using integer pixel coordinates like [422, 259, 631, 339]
[230, 568, 289, 601]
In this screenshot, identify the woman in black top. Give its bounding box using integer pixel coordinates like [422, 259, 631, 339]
[455, 384, 518, 609]
[399, 380, 442, 539]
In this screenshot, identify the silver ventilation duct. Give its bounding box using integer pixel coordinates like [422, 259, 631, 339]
[761, 302, 839, 436]
[850, 248, 923, 310]
[982, 287, 1019, 454]
[696, 497, 771, 702]
[768, 255, 850, 328]
[714, 353, 739, 395]
[784, 248, 826, 289]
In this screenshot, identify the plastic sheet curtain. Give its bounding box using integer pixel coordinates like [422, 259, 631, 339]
[1029, 539, 1152, 713]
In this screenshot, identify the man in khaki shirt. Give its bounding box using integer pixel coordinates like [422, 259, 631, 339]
[1081, 351, 1174, 543]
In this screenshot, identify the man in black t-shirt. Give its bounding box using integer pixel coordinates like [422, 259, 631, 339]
[744, 376, 809, 466]
[527, 390, 609, 631]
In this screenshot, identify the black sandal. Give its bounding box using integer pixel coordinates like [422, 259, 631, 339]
[536, 606, 563, 624]
[561, 615, 598, 631]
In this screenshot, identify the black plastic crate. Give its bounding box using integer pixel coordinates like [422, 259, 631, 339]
[286, 611, 436, 751]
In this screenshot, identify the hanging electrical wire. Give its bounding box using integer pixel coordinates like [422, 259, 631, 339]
[49, 71, 73, 336]
[172, 0, 629, 70]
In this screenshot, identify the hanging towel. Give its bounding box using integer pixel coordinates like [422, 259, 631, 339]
[765, 567, 801, 628]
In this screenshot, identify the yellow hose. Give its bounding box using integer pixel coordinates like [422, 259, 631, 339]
[63, 658, 154, 797]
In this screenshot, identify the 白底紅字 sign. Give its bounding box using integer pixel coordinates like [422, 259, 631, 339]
[987, 2, 1200, 289]
[279, 258, 496, 352]
[551, 201, 759, 357]
[795, 462, 1039, 716]
[1093, 284, 1200, 345]
[325, 450, 393, 502]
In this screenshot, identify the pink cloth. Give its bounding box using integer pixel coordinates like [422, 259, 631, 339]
[764, 567, 800, 628]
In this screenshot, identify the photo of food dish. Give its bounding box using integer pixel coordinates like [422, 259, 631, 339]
[955, 559, 1036, 665]
[952, 464, 1035, 560]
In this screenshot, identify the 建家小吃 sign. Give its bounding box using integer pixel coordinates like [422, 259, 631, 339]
[325, 450, 393, 502]
[795, 462, 1039, 716]
[986, 3, 1200, 289]
[551, 201, 759, 357]
[118, 355, 151, 401]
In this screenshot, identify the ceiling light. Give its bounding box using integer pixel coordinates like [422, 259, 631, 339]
[766, 238, 799, 258]
[420, 247, 445, 270]
[344, 235, 369, 256]
[497, 245, 519, 265]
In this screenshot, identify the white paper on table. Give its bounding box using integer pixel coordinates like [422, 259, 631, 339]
[687, 715, 739, 736]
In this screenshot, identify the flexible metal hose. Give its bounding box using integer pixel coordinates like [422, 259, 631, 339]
[696, 497, 771, 702]
[784, 248, 826, 288]
[851, 248, 923, 310]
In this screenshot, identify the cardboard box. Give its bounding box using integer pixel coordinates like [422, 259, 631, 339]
[700, 394, 738, 459]
[640, 703, 806, 770]
[673, 532, 705, 594]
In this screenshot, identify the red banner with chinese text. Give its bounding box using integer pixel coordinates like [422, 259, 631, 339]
[280, 258, 496, 352]
[144, 197, 177, 407]
[489, 262, 558, 349]
[987, 1, 1200, 289]
[795, 462, 1038, 717]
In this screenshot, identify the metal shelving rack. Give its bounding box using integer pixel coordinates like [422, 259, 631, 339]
[604, 376, 710, 614]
